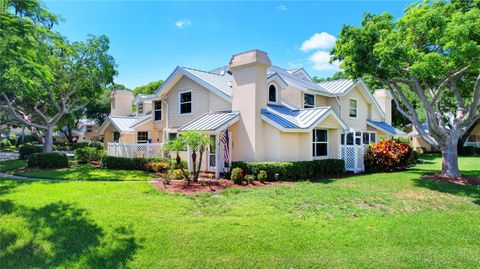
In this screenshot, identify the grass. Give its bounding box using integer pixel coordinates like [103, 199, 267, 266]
[9, 162, 155, 181]
[0, 159, 27, 173]
[0, 155, 479, 268]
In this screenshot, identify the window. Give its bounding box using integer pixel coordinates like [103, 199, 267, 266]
[154, 101, 162, 121]
[168, 132, 177, 141]
[209, 135, 216, 168]
[312, 129, 328, 157]
[370, 133, 376, 143]
[179, 92, 192, 114]
[86, 126, 93, 133]
[304, 93, 315, 108]
[342, 131, 376, 145]
[268, 84, 277, 102]
[137, 131, 148, 143]
[113, 132, 120, 142]
[138, 102, 144, 114]
[349, 99, 357, 118]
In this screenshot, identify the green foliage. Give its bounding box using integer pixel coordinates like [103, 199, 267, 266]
[27, 152, 69, 169]
[145, 162, 171, 173]
[257, 170, 267, 183]
[74, 147, 105, 164]
[169, 169, 189, 180]
[18, 144, 42, 159]
[133, 80, 164, 96]
[0, 138, 11, 148]
[180, 131, 212, 182]
[365, 139, 413, 173]
[100, 155, 170, 171]
[232, 159, 345, 181]
[244, 174, 255, 184]
[459, 146, 480, 156]
[230, 167, 244, 184]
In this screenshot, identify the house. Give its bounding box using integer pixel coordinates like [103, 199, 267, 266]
[408, 122, 480, 153]
[98, 50, 406, 176]
[56, 119, 100, 143]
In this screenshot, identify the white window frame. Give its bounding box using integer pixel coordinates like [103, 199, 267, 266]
[268, 83, 277, 103]
[304, 93, 315, 108]
[154, 101, 162, 121]
[179, 91, 192, 115]
[136, 131, 149, 143]
[349, 98, 358, 118]
[86, 126, 93, 133]
[138, 102, 144, 115]
[312, 129, 328, 158]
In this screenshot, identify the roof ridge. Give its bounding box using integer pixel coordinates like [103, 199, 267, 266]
[181, 66, 228, 76]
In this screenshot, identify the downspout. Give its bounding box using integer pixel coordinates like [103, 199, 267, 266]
[161, 97, 169, 144]
[335, 96, 346, 161]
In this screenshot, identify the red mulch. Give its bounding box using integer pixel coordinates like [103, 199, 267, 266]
[422, 173, 480, 186]
[150, 178, 293, 194]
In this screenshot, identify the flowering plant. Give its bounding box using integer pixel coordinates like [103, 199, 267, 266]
[365, 138, 412, 172]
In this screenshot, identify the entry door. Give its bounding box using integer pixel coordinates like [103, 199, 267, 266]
[208, 135, 216, 170]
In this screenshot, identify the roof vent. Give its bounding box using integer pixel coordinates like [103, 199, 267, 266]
[220, 70, 225, 75]
[227, 80, 232, 87]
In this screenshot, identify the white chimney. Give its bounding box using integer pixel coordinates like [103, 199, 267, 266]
[110, 89, 134, 117]
[373, 89, 393, 124]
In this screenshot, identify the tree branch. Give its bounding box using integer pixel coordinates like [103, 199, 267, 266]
[2, 93, 48, 130]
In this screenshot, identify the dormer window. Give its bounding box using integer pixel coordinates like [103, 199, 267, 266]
[268, 84, 277, 103]
[138, 102, 144, 114]
[304, 93, 315, 108]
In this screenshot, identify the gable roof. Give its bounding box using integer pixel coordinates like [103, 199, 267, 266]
[261, 104, 347, 132]
[367, 120, 406, 136]
[178, 111, 240, 132]
[317, 79, 355, 94]
[97, 113, 152, 134]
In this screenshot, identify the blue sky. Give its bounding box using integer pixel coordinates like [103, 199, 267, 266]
[45, 0, 414, 89]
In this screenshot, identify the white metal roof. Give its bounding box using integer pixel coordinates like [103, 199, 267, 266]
[178, 111, 240, 132]
[317, 79, 356, 94]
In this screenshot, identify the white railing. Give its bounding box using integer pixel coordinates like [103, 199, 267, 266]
[107, 143, 164, 158]
[464, 141, 480, 148]
[340, 145, 365, 173]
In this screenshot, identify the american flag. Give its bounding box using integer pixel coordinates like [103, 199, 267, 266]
[220, 128, 229, 165]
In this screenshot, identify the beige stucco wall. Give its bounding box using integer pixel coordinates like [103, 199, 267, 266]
[110, 90, 134, 117]
[165, 76, 231, 130]
[411, 136, 432, 153]
[281, 86, 303, 108]
[338, 85, 371, 131]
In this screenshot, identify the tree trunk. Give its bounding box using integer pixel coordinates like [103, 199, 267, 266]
[43, 126, 54, 153]
[441, 143, 461, 177]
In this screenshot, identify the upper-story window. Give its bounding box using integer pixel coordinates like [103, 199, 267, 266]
[179, 91, 192, 114]
[268, 84, 277, 103]
[304, 93, 315, 108]
[154, 101, 162, 121]
[349, 99, 357, 118]
[86, 126, 93, 133]
[138, 102, 144, 114]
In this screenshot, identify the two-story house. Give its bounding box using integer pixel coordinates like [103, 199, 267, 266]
[98, 50, 405, 176]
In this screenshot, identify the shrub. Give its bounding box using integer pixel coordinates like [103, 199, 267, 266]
[19, 144, 43, 160]
[75, 147, 105, 164]
[100, 155, 171, 170]
[169, 169, 189, 180]
[365, 138, 412, 173]
[232, 159, 345, 181]
[257, 170, 267, 183]
[88, 141, 104, 150]
[230, 167, 244, 184]
[459, 146, 476, 156]
[27, 153, 69, 169]
[410, 150, 419, 164]
[170, 159, 188, 170]
[145, 162, 171, 173]
[245, 174, 255, 184]
[0, 138, 12, 149]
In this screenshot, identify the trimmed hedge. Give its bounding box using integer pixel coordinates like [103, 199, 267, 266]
[75, 147, 105, 164]
[101, 155, 171, 170]
[19, 144, 43, 160]
[232, 159, 345, 181]
[27, 153, 69, 169]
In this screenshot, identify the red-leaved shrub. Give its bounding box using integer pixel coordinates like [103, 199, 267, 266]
[365, 138, 412, 172]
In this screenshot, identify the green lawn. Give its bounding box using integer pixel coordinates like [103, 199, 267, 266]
[1, 156, 479, 268]
[10, 162, 154, 181]
[0, 159, 27, 173]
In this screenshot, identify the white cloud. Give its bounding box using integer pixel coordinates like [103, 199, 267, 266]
[309, 51, 341, 71]
[277, 5, 287, 11]
[175, 19, 191, 29]
[300, 32, 337, 52]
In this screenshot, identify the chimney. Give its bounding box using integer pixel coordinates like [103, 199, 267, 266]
[373, 89, 393, 124]
[229, 50, 271, 161]
[110, 89, 134, 117]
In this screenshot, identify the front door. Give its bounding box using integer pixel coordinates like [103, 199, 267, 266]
[208, 135, 216, 171]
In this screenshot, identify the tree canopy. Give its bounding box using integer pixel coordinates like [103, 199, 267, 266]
[133, 80, 163, 96]
[331, 0, 480, 177]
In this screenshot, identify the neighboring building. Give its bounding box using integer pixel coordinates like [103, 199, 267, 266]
[57, 119, 100, 143]
[408, 122, 480, 153]
[98, 50, 406, 175]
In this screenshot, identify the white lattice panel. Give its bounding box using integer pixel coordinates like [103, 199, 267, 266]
[107, 143, 164, 158]
[340, 145, 365, 173]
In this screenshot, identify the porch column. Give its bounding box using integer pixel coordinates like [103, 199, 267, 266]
[215, 134, 220, 179]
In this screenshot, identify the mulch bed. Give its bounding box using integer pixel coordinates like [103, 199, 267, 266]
[150, 178, 293, 194]
[422, 173, 480, 186]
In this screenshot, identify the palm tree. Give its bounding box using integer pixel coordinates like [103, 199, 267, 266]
[180, 131, 212, 182]
[163, 138, 189, 181]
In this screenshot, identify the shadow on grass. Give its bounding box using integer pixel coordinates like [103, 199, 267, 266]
[0, 199, 140, 268]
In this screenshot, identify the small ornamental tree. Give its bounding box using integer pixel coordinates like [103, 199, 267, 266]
[365, 139, 413, 172]
[163, 138, 189, 181]
[180, 131, 212, 183]
[331, 1, 480, 177]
